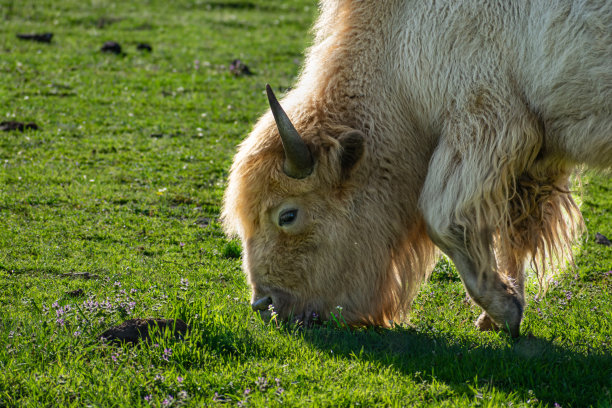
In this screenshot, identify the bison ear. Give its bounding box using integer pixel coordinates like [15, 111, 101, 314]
[338, 130, 365, 178]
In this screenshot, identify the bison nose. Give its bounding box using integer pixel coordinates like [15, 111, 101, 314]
[251, 296, 273, 311]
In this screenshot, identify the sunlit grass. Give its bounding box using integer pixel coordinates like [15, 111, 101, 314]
[0, 0, 610, 406]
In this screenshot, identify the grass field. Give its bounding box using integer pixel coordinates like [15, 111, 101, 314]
[1, 0, 611, 406]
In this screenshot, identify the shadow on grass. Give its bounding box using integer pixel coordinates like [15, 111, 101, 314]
[300, 325, 611, 407]
[191, 311, 610, 406]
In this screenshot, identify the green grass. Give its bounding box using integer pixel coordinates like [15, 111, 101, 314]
[1, 0, 610, 406]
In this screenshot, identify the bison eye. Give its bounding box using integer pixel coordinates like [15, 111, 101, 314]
[278, 209, 298, 227]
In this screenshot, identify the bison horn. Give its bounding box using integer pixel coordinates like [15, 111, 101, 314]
[266, 84, 314, 179]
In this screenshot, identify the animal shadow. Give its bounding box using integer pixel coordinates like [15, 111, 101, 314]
[300, 325, 611, 406]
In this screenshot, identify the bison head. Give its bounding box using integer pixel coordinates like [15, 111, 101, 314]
[222, 85, 434, 326]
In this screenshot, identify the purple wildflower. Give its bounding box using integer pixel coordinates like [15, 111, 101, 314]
[163, 348, 173, 361]
[268, 304, 278, 319]
[162, 395, 174, 406]
[213, 392, 229, 402]
[256, 376, 268, 391]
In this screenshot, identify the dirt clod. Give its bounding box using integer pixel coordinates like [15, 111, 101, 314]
[137, 43, 152, 52]
[101, 41, 122, 54]
[66, 288, 85, 298]
[99, 318, 188, 344]
[1, 121, 39, 132]
[17, 33, 53, 43]
[595, 232, 611, 246]
[229, 59, 253, 76]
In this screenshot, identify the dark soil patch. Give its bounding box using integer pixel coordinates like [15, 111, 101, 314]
[137, 42, 152, 52]
[203, 1, 258, 10]
[595, 232, 611, 246]
[17, 33, 53, 43]
[66, 288, 85, 298]
[99, 318, 188, 344]
[1, 121, 39, 132]
[229, 59, 253, 76]
[101, 41, 122, 54]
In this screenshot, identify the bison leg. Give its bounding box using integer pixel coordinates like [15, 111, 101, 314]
[425, 225, 524, 337]
[419, 93, 546, 337]
[474, 249, 527, 332]
[473, 165, 582, 332]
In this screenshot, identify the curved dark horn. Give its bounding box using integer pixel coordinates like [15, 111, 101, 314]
[266, 84, 314, 179]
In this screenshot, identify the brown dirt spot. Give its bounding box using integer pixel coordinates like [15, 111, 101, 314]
[99, 318, 188, 344]
[66, 288, 85, 298]
[229, 59, 253, 76]
[137, 43, 152, 52]
[1, 121, 39, 132]
[17, 33, 53, 43]
[101, 41, 122, 54]
[595, 232, 611, 246]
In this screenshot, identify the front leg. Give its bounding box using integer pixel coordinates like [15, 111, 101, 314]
[419, 89, 544, 336]
[426, 224, 524, 337]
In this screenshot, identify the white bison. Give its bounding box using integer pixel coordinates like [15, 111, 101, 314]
[222, 0, 611, 336]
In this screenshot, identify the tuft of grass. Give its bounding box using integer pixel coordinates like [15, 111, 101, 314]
[221, 240, 242, 259]
[0, 0, 610, 406]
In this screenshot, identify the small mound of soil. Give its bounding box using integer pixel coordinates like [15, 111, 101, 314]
[66, 288, 85, 298]
[137, 42, 152, 52]
[99, 318, 188, 344]
[101, 41, 122, 54]
[1, 121, 39, 132]
[595, 232, 611, 247]
[17, 33, 53, 43]
[229, 59, 253, 76]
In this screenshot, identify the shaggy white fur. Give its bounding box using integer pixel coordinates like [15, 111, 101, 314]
[222, 0, 611, 335]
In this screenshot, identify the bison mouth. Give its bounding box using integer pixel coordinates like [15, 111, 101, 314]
[250, 290, 324, 326]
